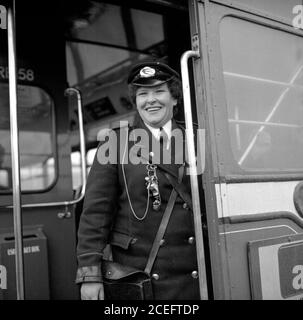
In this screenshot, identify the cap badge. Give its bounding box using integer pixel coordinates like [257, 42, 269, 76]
[139, 66, 156, 78]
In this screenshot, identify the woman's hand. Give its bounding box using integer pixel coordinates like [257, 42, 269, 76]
[80, 282, 104, 300]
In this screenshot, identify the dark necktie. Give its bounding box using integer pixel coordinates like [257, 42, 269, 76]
[159, 127, 169, 150]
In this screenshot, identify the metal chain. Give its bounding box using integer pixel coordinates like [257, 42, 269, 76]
[122, 129, 150, 221]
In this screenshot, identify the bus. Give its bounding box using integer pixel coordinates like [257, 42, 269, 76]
[0, 0, 303, 300]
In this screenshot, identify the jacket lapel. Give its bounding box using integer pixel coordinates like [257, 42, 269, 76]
[130, 116, 186, 179]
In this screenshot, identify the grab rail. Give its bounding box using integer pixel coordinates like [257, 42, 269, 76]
[3, 88, 87, 213]
[180, 50, 209, 300]
[7, 0, 25, 300]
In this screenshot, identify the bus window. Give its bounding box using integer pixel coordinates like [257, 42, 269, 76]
[0, 84, 55, 191]
[66, 3, 164, 86]
[71, 151, 81, 190]
[87, 148, 97, 173]
[71, 148, 97, 190]
[220, 17, 303, 171]
[65, 2, 167, 144]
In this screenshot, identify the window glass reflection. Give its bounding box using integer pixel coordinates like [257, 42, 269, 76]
[220, 17, 303, 170]
[0, 84, 55, 191]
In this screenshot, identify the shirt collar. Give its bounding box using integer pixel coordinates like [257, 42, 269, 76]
[144, 120, 172, 141]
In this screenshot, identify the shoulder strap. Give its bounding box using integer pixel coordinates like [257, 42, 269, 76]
[162, 170, 193, 211]
[144, 164, 184, 275]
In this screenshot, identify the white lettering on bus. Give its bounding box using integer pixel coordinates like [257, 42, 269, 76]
[0, 5, 6, 30]
[7, 245, 40, 256]
[0, 265, 7, 289]
[293, 5, 303, 30]
[0, 66, 35, 81]
[292, 265, 303, 290]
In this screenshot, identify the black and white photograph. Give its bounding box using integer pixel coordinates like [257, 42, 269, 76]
[0, 0, 303, 308]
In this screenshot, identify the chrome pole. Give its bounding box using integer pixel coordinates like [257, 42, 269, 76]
[181, 50, 208, 300]
[7, 1, 25, 300]
[65, 88, 87, 203]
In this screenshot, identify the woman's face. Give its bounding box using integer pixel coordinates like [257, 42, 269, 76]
[135, 82, 177, 128]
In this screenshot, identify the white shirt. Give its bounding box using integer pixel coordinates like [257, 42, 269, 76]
[145, 120, 172, 150]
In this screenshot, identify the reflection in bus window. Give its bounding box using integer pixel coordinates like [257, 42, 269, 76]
[0, 84, 55, 191]
[71, 151, 81, 191]
[71, 148, 96, 190]
[66, 3, 164, 86]
[65, 3, 165, 135]
[0, 143, 8, 190]
[220, 17, 303, 171]
[87, 148, 97, 171]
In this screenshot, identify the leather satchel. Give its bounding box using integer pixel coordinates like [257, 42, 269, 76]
[101, 164, 185, 300]
[101, 260, 153, 300]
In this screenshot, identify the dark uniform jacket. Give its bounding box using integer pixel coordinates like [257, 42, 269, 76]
[76, 115, 201, 300]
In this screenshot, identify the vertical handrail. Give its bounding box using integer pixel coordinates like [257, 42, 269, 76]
[181, 50, 208, 300]
[7, 1, 25, 300]
[65, 88, 87, 203]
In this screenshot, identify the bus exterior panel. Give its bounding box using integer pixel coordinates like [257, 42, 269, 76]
[192, 0, 303, 299]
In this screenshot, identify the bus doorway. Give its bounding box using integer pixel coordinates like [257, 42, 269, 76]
[65, 0, 195, 226]
[66, 0, 192, 155]
[66, 0, 211, 300]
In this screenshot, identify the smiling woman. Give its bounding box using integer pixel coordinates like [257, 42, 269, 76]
[76, 61, 201, 300]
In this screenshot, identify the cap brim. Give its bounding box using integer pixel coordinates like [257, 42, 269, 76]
[131, 77, 173, 87]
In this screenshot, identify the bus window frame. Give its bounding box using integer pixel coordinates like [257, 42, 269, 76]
[0, 82, 59, 194]
[202, 1, 303, 183]
[207, 0, 299, 27]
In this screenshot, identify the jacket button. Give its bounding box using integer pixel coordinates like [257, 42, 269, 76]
[188, 236, 195, 244]
[131, 238, 137, 244]
[191, 271, 198, 279]
[159, 239, 165, 246]
[183, 203, 189, 210]
[152, 273, 159, 280]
